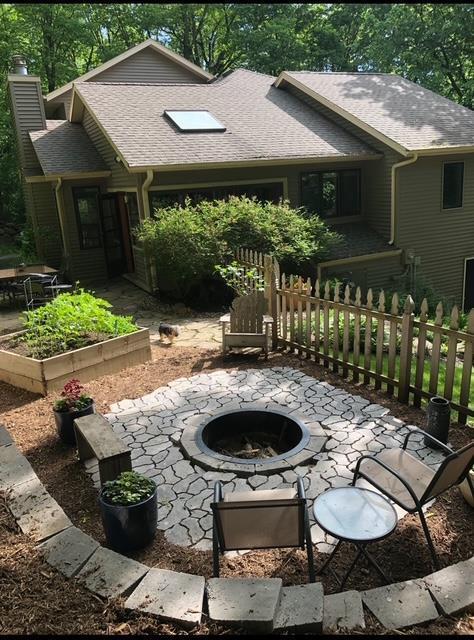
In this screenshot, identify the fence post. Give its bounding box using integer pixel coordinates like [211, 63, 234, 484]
[264, 254, 278, 349]
[398, 295, 415, 403]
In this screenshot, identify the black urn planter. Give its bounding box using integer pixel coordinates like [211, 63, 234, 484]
[54, 401, 95, 446]
[99, 487, 158, 553]
[424, 396, 451, 449]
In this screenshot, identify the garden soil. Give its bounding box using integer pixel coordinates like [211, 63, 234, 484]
[0, 345, 473, 635]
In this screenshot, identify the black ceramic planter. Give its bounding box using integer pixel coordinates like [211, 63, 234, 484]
[424, 396, 451, 449]
[54, 401, 95, 446]
[99, 487, 158, 553]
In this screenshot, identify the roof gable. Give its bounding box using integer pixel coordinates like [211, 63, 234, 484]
[45, 39, 213, 103]
[275, 72, 474, 155]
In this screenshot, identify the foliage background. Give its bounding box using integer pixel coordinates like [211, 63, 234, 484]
[1, 3, 472, 227]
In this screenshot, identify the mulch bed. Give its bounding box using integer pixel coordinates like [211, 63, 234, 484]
[0, 345, 473, 635]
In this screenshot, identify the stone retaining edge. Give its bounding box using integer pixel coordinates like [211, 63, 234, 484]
[1, 424, 472, 633]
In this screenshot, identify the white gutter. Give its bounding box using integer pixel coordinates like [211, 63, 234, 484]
[141, 169, 153, 219]
[54, 177, 70, 269]
[140, 169, 157, 291]
[390, 153, 418, 245]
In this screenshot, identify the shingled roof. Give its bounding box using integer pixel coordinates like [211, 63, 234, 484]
[276, 72, 474, 153]
[324, 222, 395, 261]
[29, 120, 108, 176]
[72, 70, 379, 169]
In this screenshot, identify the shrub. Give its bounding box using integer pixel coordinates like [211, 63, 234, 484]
[215, 261, 265, 297]
[135, 195, 340, 300]
[101, 471, 156, 506]
[19, 289, 138, 359]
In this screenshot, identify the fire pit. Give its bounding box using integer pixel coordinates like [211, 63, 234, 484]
[180, 407, 325, 477]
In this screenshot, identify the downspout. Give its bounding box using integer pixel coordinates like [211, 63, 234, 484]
[389, 153, 418, 245]
[141, 169, 157, 291]
[54, 178, 70, 275]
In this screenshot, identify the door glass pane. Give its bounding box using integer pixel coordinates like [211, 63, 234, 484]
[102, 199, 122, 262]
[126, 193, 140, 244]
[443, 162, 464, 209]
[73, 187, 101, 249]
[340, 171, 360, 216]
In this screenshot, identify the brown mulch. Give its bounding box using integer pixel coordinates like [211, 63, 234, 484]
[0, 345, 473, 635]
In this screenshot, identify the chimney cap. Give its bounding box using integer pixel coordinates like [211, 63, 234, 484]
[12, 54, 28, 75]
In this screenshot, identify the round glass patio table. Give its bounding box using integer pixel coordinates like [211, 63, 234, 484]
[313, 486, 398, 590]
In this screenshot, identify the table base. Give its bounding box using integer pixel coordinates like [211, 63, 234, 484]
[319, 539, 391, 591]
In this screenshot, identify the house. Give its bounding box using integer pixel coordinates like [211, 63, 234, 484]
[7, 38, 474, 311]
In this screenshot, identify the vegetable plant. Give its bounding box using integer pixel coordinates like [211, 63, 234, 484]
[101, 471, 156, 506]
[18, 289, 138, 359]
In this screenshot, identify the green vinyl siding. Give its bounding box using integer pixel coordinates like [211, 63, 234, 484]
[397, 154, 474, 304]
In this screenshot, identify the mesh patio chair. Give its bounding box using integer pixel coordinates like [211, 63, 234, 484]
[211, 477, 315, 582]
[351, 429, 474, 569]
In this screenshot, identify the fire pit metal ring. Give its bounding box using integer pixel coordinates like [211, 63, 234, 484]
[180, 405, 327, 477]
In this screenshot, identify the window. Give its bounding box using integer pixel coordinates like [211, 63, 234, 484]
[443, 162, 464, 209]
[125, 193, 140, 245]
[72, 187, 102, 249]
[301, 170, 361, 218]
[149, 182, 284, 216]
[164, 110, 226, 132]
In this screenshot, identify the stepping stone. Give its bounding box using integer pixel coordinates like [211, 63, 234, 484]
[361, 580, 439, 629]
[0, 443, 37, 491]
[323, 590, 365, 631]
[125, 568, 205, 629]
[422, 558, 474, 615]
[206, 577, 282, 633]
[7, 477, 71, 542]
[37, 526, 100, 578]
[75, 547, 148, 598]
[274, 583, 324, 633]
[0, 424, 13, 447]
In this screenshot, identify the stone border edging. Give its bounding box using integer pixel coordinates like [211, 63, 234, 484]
[1, 424, 473, 633]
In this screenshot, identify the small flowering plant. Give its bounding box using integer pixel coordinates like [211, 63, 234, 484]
[53, 378, 93, 413]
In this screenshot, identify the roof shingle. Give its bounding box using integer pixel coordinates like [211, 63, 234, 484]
[29, 120, 108, 176]
[283, 72, 474, 152]
[74, 70, 378, 168]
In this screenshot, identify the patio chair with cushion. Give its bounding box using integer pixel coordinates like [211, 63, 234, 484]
[211, 477, 315, 582]
[351, 429, 474, 569]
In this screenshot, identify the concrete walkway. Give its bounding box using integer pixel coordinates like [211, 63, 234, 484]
[0, 278, 222, 349]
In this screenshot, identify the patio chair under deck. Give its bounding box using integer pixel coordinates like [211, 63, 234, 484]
[351, 429, 474, 570]
[211, 477, 315, 582]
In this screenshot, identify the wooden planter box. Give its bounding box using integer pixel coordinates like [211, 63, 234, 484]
[0, 327, 151, 395]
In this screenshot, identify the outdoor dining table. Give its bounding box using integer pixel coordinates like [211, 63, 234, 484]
[0, 265, 58, 282]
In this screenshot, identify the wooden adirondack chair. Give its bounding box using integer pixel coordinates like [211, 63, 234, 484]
[219, 290, 274, 358]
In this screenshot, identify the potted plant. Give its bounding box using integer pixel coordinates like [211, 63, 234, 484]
[53, 378, 95, 445]
[99, 471, 157, 552]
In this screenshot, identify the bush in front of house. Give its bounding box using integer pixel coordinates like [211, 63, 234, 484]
[19, 289, 138, 359]
[135, 195, 340, 302]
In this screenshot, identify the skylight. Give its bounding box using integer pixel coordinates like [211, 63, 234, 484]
[164, 110, 226, 132]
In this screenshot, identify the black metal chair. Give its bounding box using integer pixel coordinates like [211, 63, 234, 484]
[23, 274, 57, 310]
[351, 429, 474, 569]
[211, 476, 315, 582]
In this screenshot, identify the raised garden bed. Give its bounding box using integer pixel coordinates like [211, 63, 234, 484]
[0, 327, 151, 395]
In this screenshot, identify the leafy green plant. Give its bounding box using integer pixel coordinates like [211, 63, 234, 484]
[19, 289, 138, 359]
[215, 261, 265, 296]
[53, 378, 92, 412]
[135, 195, 340, 300]
[101, 471, 156, 506]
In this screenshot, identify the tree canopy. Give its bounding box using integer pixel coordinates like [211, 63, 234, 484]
[1, 3, 472, 225]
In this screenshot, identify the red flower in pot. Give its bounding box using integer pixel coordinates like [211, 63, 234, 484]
[53, 378, 95, 445]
